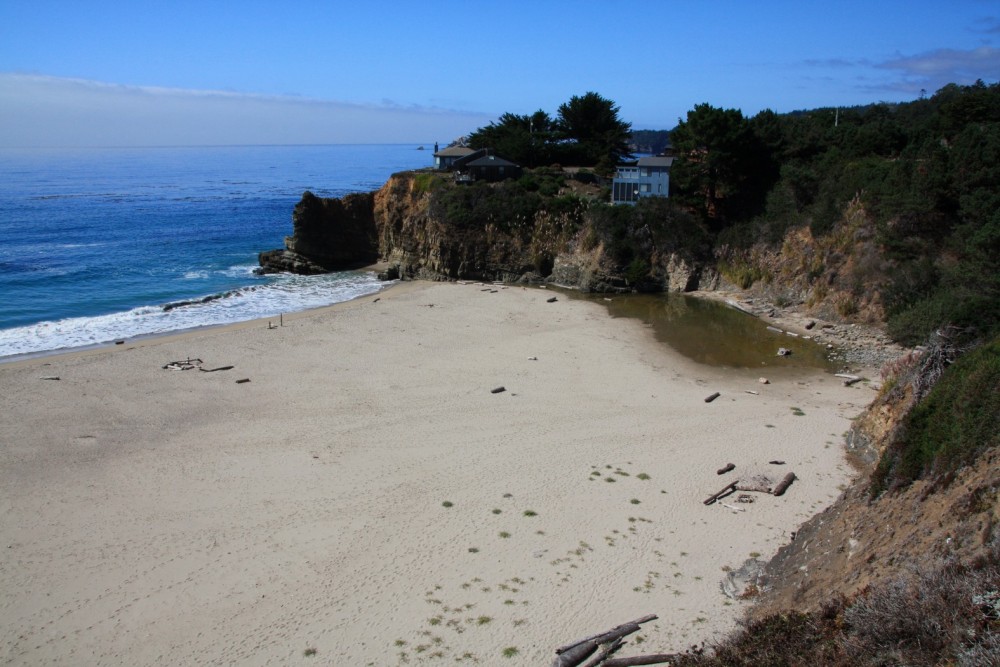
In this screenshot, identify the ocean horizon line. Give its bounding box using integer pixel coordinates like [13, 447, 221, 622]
[1, 142, 440, 151]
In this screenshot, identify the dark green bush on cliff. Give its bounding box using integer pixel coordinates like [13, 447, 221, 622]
[428, 180, 543, 236]
[582, 198, 709, 280]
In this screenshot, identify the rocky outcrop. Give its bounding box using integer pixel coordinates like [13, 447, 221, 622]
[257, 191, 377, 274]
[259, 172, 710, 293]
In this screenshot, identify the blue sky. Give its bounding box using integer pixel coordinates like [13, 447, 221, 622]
[1, 0, 998, 147]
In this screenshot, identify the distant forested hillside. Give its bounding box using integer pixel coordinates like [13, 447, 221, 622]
[629, 129, 671, 154]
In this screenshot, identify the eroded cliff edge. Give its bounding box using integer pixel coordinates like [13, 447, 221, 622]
[258, 170, 712, 293]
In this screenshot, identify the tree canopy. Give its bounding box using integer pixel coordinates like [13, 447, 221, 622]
[667, 82, 1000, 345]
[669, 104, 774, 226]
[555, 92, 633, 171]
[467, 92, 631, 171]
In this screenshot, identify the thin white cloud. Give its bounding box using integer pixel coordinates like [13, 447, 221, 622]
[0, 74, 492, 147]
[876, 46, 1000, 92]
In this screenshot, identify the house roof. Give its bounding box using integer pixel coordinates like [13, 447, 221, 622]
[637, 156, 675, 168]
[434, 146, 475, 158]
[462, 154, 520, 168]
[452, 148, 520, 169]
[638, 155, 674, 167]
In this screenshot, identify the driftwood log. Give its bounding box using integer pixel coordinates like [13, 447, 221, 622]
[603, 655, 681, 666]
[580, 639, 625, 667]
[553, 615, 688, 667]
[704, 392, 721, 403]
[716, 463, 735, 475]
[556, 615, 657, 655]
[736, 481, 772, 493]
[772, 472, 797, 496]
[835, 373, 864, 386]
[553, 641, 599, 667]
[553, 615, 659, 667]
[704, 481, 739, 505]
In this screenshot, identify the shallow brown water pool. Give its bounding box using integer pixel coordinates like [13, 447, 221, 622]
[577, 292, 835, 371]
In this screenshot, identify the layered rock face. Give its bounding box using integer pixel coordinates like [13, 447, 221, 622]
[258, 172, 708, 292]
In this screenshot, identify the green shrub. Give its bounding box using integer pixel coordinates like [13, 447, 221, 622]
[411, 172, 441, 195]
[872, 333, 1000, 493]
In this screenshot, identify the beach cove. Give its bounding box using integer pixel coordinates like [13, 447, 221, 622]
[0, 281, 872, 665]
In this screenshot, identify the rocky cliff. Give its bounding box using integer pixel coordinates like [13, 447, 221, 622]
[258, 190, 377, 274]
[258, 171, 711, 293]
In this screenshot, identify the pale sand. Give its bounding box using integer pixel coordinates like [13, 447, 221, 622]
[0, 282, 871, 665]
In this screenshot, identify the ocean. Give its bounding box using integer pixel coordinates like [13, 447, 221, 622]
[0, 144, 433, 360]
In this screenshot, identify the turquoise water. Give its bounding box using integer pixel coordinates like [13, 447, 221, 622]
[0, 144, 433, 358]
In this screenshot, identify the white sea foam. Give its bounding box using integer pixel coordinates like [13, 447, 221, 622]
[0, 271, 387, 359]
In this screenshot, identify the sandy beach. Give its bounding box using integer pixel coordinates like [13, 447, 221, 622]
[0, 282, 872, 665]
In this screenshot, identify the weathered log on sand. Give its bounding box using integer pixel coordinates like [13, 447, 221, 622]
[704, 392, 720, 403]
[736, 482, 772, 493]
[772, 472, 797, 496]
[547, 296, 558, 303]
[603, 654, 682, 667]
[552, 641, 598, 667]
[491, 386, 506, 394]
[580, 639, 625, 667]
[555, 615, 657, 655]
[716, 463, 735, 475]
[704, 481, 739, 505]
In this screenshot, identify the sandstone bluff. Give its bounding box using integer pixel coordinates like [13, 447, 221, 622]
[257, 171, 711, 293]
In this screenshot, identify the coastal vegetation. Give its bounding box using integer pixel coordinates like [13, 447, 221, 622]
[453, 82, 1000, 350]
[872, 330, 1000, 494]
[672, 81, 1000, 348]
[466, 91, 632, 172]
